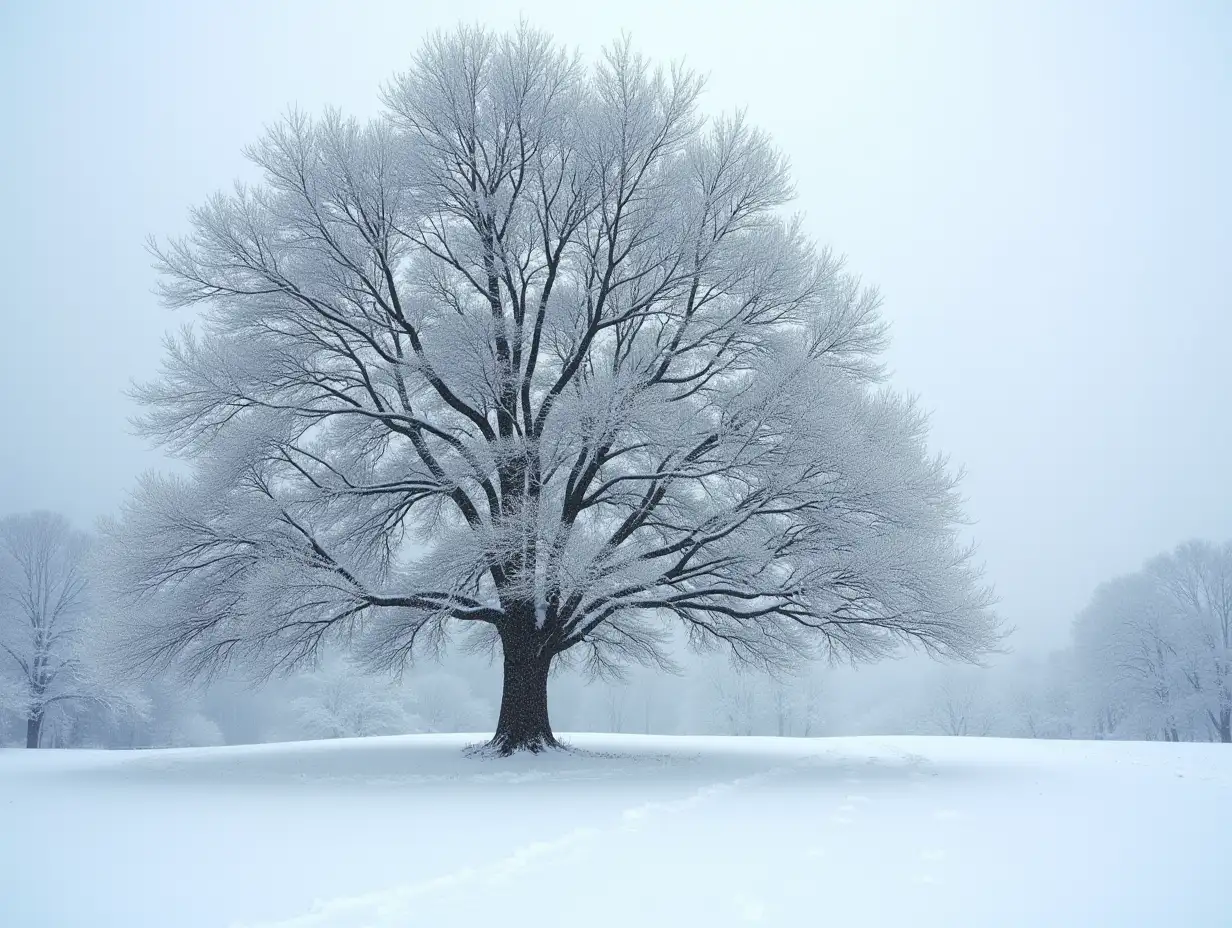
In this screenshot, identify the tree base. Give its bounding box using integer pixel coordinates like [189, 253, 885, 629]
[488, 632, 559, 757]
[474, 730, 565, 757]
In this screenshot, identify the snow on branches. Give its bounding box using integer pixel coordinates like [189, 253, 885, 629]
[98, 26, 999, 751]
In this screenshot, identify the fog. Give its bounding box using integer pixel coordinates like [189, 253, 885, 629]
[1, 0, 1229, 728]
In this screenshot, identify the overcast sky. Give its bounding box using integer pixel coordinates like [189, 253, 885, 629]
[1, 0, 1228, 651]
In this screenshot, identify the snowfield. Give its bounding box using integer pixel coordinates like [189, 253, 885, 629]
[1, 735, 1229, 927]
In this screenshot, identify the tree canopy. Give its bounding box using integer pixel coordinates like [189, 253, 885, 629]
[99, 25, 1000, 753]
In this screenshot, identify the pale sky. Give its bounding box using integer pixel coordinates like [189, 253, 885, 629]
[1, 0, 1229, 651]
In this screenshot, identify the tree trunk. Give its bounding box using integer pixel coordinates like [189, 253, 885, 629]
[1220, 708, 1231, 744]
[26, 713, 43, 749]
[487, 631, 559, 756]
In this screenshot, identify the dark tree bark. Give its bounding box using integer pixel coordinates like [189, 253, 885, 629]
[487, 625, 559, 756]
[26, 713, 42, 749]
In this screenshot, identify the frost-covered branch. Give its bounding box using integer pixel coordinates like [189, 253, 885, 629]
[99, 25, 1001, 753]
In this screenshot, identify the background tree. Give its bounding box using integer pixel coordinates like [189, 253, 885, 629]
[289, 656, 418, 739]
[784, 666, 827, 737]
[404, 670, 491, 732]
[710, 669, 761, 736]
[1001, 651, 1076, 739]
[603, 685, 629, 734]
[1150, 542, 1232, 742]
[99, 25, 1000, 755]
[0, 511, 108, 747]
[1074, 573, 1185, 740]
[1072, 540, 1232, 743]
[927, 673, 993, 737]
[128, 680, 225, 748]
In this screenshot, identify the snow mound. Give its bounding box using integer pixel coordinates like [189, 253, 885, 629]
[1, 734, 1228, 927]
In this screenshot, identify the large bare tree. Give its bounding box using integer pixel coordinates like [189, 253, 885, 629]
[100, 26, 1000, 754]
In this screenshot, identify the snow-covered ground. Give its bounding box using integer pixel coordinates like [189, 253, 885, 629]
[1, 734, 1228, 927]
